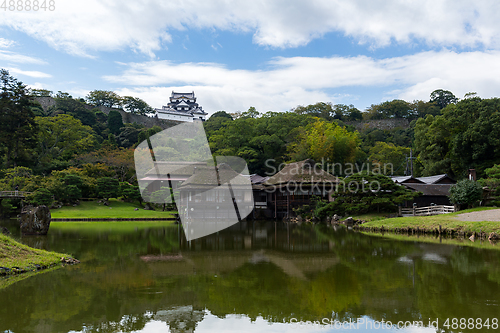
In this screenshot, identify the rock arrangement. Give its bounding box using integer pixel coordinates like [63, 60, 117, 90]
[61, 257, 80, 265]
[19, 205, 51, 235]
[285, 214, 366, 226]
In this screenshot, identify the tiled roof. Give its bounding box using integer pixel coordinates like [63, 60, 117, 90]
[416, 174, 455, 184]
[172, 92, 195, 99]
[403, 184, 453, 196]
[179, 163, 250, 189]
[144, 161, 208, 177]
[391, 176, 425, 184]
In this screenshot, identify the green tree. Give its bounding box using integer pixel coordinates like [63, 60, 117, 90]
[241, 106, 260, 118]
[292, 102, 334, 121]
[150, 186, 173, 211]
[368, 142, 410, 176]
[107, 110, 124, 135]
[35, 114, 97, 166]
[288, 120, 360, 166]
[333, 104, 362, 121]
[430, 89, 458, 109]
[315, 173, 421, 217]
[86, 90, 121, 108]
[120, 182, 143, 205]
[121, 96, 154, 115]
[448, 179, 483, 209]
[97, 177, 120, 201]
[30, 89, 53, 97]
[364, 100, 413, 120]
[0, 69, 39, 168]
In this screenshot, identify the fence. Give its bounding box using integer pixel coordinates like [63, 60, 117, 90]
[400, 205, 455, 217]
[0, 191, 31, 198]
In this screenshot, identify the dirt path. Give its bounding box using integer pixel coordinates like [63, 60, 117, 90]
[455, 209, 500, 222]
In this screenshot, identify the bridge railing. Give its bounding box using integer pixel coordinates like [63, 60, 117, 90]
[0, 191, 32, 198]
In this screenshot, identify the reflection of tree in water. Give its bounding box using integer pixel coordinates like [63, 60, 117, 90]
[154, 306, 204, 333]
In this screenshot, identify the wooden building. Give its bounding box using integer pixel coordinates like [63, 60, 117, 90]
[264, 159, 339, 218]
[391, 174, 456, 207]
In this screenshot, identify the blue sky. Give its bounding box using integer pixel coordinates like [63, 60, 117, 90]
[2, 0, 500, 116]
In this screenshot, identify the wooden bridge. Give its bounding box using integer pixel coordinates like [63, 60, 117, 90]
[400, 205, 455, 217]
[0, 191, 31, 199]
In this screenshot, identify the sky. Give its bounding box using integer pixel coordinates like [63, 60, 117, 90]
[2, 0, 500, 116]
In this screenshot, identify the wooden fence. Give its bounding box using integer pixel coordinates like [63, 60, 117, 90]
[400, 205, 455, 217]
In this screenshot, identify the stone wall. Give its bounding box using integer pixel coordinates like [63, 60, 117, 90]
[345, 118, 410, 131]
[34, 97, 180, 129]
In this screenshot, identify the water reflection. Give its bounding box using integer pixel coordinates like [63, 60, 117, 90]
[0, 219, 499, 332]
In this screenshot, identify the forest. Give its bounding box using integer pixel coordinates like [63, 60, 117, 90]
[1, 69, 499, 213]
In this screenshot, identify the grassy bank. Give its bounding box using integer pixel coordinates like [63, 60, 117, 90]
[358, 207, 500, 234]
[362, 231, 500, 251]
[50, 199, 175, 219]
[0, 233, 73, 275]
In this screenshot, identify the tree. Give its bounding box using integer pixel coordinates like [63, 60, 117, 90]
[448, 179, 483, 209]
[479, 164, 500, 204]
[86, 90, 121, 108]
[332, 104, 362, 121]
[121, 96, 154, 115]
[315, 173, 421, 217]
[0, 69, 39, 168]
[292, 102, 334, 121]
[25, 188, 53, 206]
[288, 120, 360, 167]
[430, 89, 458, 109]
[31, 89, 53, 97]
[35, 114, 97, 165]
[149, 186, 173, 211]
[120, 182, 143, 205]
[241, 106, 260, 118]
[97, 177, 120, 201]
[204, 111, 233, 136]
[108, 110, 124, 135]
[364, 100, 414, 120]
[368, 142, 410, 176]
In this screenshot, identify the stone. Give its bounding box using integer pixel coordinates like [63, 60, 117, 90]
[333, 214, 340, 221]
[469, 234, 475, 242]
[1, 226, 10, 235]
[61, 257, 80, 265]
[342, 217, 354, 226]
[19, 205, 51, 235]
[488, 232, 500, 241]
[134, 208, 139, 211]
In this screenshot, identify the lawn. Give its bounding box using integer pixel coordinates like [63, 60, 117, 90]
[50, 199, 176, 219]
[0, 233, 72, 275]
[360, 207, 500, 234]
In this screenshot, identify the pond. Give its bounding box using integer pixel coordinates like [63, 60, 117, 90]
[1, 218, 500, 333]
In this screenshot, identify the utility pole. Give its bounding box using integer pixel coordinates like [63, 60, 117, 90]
[405, 149, 417, 177]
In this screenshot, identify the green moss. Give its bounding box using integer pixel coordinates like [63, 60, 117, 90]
[0, 234, 72, 275]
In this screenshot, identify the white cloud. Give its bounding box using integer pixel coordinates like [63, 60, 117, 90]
[0, 38, 16, 48]
[1, 1, 500, 56]
[7, 67, 52, 78]
[0, 50, 46, 64]
[106, 50, 500, 113]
